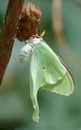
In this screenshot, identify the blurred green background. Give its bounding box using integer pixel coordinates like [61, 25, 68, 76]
[0, 0, 81, 130]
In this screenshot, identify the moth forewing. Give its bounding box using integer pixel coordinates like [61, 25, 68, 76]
[41, 41, 74, 95]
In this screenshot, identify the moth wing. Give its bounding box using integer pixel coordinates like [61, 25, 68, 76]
[43, 71, 74, 96]
[30, 40, 74, 95]
[30, 40, 74, 122]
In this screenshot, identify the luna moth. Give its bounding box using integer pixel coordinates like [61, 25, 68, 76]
[19, 37, 74, 122]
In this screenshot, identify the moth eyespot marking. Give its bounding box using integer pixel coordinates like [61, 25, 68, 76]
[42, 66, 46, 72]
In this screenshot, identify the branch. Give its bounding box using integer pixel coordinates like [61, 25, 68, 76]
[0, 0, 24, 85]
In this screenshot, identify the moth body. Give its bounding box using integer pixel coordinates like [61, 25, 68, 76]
[19, 37, 74, 122]
[19, 37, 41, 63]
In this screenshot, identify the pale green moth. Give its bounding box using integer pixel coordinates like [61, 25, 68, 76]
[19, 37, 74, 122]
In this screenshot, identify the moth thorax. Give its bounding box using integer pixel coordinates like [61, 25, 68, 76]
[28, 37, 42, 45]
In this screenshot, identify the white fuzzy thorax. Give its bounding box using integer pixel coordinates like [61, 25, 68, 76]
[19, 37, 42, 64]
[28, 37, 42, 44]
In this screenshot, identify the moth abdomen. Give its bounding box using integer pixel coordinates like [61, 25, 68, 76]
[19, 43, 35, 64]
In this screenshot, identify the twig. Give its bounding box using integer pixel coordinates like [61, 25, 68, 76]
[0, 0, 24, 85]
